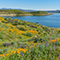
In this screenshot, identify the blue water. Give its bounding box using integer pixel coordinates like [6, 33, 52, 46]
[4, 13, 60, 28]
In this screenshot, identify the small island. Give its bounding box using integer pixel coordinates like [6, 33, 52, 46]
[0, 9, 52, 16]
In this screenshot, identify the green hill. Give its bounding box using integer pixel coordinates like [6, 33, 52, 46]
[30, 11, 52, 16]
[0, 17, 60, 60]
[0, 9, 28, 14]
[0, 9, 52, 16]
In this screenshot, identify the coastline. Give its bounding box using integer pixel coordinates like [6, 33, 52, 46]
[0, 13, 53, 17]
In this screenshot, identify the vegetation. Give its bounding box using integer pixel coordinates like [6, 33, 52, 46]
[0, 17, 60, 60]
[30, 11, 49, 16]
[0, 9, 28, 14]
[0, 9, 52, 16]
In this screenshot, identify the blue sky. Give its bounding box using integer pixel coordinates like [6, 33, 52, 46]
[0, 0, 60, 10]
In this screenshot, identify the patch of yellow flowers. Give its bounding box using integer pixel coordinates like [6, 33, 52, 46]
[0, 48, 28, 57]
[0, 28, 4, 31]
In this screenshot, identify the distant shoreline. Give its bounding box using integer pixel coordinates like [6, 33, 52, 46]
[0, 13, 52, 17]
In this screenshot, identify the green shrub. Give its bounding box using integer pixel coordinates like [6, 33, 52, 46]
[17, 27, 26, 31]
[20, 36, 23, 39]
[0, 50, 3, 54]
[3, 49, 7, 53]
[26, 32, 32, 37]
[4, 18, 7, 20]
[22, 32, 32, 37]
[0, 35, 6, 39]
[18, 42, 28, 48]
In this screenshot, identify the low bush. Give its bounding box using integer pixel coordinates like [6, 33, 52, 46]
[22, 32, 32, 37]
[17, 27, 27, 31]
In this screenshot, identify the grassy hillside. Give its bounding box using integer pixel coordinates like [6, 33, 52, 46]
[0, 17, 60, 60]
[0, 9, 28, 14]
[30, 11, 52, 16]
[0, 9, 32, 16]
[0, 9, 52, 16]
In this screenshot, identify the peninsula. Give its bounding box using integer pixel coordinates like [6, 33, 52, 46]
[0, 9, 52, 16]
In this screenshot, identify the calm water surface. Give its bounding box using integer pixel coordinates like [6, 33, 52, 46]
[4, 13, 60, 28]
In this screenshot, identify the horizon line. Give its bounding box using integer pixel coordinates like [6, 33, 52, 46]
[0, 7, 60, 11]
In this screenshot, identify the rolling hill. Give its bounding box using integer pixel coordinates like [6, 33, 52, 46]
[0, 9, 52, 16]
[0, 17, 60, 60]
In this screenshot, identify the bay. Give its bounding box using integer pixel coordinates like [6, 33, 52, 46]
[3, 13, 60, 28]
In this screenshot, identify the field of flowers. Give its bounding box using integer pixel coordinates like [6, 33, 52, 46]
[0, 17, 60, 60]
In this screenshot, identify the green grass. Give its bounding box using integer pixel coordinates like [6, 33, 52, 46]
[0, 17, 60, 60]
